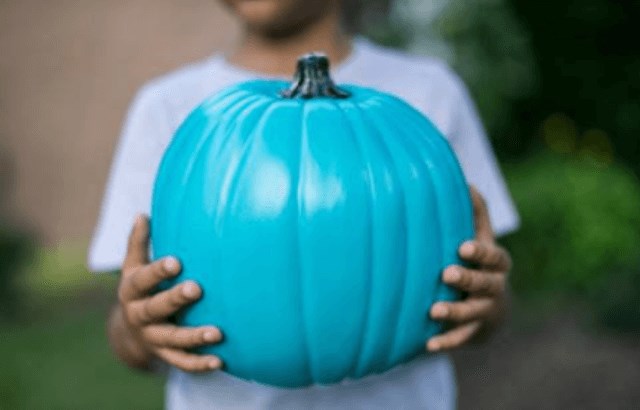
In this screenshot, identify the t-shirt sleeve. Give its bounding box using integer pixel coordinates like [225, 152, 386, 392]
[443, 72, 520, 237]
[87, 86, 170, 272]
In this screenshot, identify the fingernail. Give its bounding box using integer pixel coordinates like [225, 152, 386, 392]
[203, 330, 218, 342]
[460, 241, 475, 256]
[182, 282, 200, 298]
[163, 257, 179, 273]
[209, 358, 221, 369]
[432, 304, 449, 318]
[444, 267, 461, 283]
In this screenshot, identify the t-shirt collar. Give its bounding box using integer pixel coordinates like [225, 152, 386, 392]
[210, 36, 369, 82]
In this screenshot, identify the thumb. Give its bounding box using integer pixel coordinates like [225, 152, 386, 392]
[123, 214, 150, 271]
[469, 185, 494, 242]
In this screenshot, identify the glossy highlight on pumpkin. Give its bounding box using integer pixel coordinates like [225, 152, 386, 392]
[151, 79, 474, 388]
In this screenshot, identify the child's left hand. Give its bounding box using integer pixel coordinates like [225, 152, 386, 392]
[426, 186, 512, 352]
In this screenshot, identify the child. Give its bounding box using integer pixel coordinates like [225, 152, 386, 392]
[89, 0, 518, 408]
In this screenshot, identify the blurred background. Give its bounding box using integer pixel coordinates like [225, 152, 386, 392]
[1, 0, 639, 408]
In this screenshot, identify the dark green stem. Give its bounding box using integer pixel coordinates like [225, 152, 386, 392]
[280, 53, 351, 99]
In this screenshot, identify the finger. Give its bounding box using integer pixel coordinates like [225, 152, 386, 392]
[469, 186, 494, 242]
[442, 265, 506, 295]
[426, 321, 482, 352]
[459, 240, 512, 272]
[142, 324, 222, 349]
[155, 348, 222, 372]
[430, 298, 494, 323]
[123, 215, 151, 272]
[128, 281, 201, 325]
[119, 257, 182, 302]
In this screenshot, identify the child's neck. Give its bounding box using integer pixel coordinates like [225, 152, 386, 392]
[227, 12, 352, 77]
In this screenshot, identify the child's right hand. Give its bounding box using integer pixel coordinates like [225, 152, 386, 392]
[110, 215, 223, 373]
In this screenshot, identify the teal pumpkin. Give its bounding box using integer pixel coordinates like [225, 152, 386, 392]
[151, 54, 474, 388]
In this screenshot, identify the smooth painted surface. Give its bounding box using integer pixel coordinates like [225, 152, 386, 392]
[151, 80, 474, 387]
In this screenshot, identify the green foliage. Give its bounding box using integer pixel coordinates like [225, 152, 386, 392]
[378, 0, 537, 154]
[0, 224, 34, 320]
[0, 247, 159, 408]
[503, 152, 640, 300]
[0, 307, 164, 409]
[509, 0, 640, 174]
[372, 0, 640, 173]
[588, 262, 640, 332]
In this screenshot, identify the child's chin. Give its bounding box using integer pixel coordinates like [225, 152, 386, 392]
[223, 0, 330, 37]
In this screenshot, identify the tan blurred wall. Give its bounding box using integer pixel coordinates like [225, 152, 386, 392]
[0, 0, 238, 245]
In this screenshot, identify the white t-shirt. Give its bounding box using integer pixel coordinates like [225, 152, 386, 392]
[89, 37, 519, 409]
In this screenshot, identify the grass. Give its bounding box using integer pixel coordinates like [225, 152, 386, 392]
[0, 245, 165, 409]
[0, 306, 164, 409]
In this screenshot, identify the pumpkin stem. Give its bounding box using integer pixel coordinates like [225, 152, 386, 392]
[280, 53, 351, 99]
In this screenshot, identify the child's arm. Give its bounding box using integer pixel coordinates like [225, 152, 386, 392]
[427, 186, 512, 351]
[107, 215, 223, 372]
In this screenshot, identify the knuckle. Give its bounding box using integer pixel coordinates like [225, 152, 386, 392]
[198, 358, 213, 372]
[177, 331, 193, 347]
[128, 273, 145, 295]
[476, 276, 492, 294]
[117, 274, 136, 302]
[193, 330, 205, 345]
[494, 277, 507, 295]
[490, 247, 504, 266]
[446, 337, 461, 349]
[183, 357, 201, 372]
[140, 326, 154, 343]
[169, 287, 189, 308]
[459, 303, 476, 321]
[479, 299, 494, 316]
[136, 300, 155, 325]
[121, 266, 136, 276]
[441, 336, 458, 350]
[449, 304, 465, 321]
[167, 328, 182, 346]
[117, 285, 128, 305]
[152, 261, 171, 281]
[123, 305, 139, 326]
[485, 248, 497, 264]
[459, 270, 472, 288]
[476, 243, 488, 259]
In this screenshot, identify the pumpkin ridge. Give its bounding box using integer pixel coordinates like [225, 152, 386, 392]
[385, 97, 471, 221]
[152, 92, 258, 273]
[296, 102, 314, 385]
[182, 95, 271, 369]
[331, 99, 374, 379]
[406, 120, 447, 338]
[151, 110, 208, 263]
[212, 97, 273, 232]
[354, 100, 406, 371]
[215, 101, 281, 375]
[171, 95, 269, 329]
[169, 113, 224, 269]
[372, 101, 446, 337]
[357, 102, 410, 369]
[151, 110, 203, 205]
[174, 125, 220, 291]
[390, 102, 471, 306]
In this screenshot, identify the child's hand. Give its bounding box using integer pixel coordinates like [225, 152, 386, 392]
[426, 186, 512, 352]
[110, 215, 223, 372]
